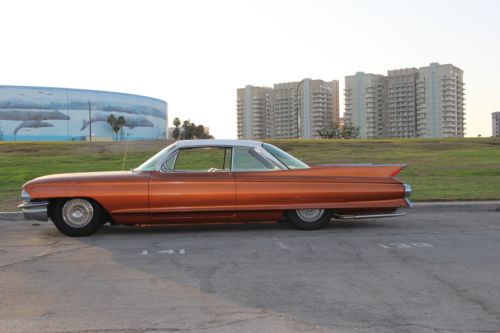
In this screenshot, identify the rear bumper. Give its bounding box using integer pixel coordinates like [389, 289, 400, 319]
[17, 201, 49, 221]
[404, 184, 413, 208]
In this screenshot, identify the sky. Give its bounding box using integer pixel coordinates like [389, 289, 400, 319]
[1, 0, 499, 138]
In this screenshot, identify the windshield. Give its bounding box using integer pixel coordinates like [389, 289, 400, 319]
[135, 143, 176, 171]
[262, 143, 309, 170]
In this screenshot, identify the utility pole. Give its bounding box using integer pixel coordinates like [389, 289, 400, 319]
[88, 101, 92, 142]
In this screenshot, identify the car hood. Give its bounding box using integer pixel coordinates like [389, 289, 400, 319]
[23, 171, 144, 187]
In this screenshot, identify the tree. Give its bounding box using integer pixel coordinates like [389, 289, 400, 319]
[172, 127, 180, 140]
[173, 118, 213, 140]
[173, 117, 181, 128]
[107, 114, 127, 140]
[116, 116, 126, 141]
[341, 122, 360, 139]
[317, 123, 341, 139]
[194, 125, 205, 139]
[172, 117, 181, 139]
[107, 114, 116, 139]
[317, 122, 360, 139]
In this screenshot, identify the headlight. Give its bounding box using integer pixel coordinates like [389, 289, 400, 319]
[21, 189, 31, 202]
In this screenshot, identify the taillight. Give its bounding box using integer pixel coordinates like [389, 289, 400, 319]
[390, 168, 402, 177]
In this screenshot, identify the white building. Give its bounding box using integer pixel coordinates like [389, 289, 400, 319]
[344, 63, 465, 139]
[237, 79, 339, 139]
[493, 112, 500, 137]
[344, 72, 387, 139]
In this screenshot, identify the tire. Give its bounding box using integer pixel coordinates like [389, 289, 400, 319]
[50, 198, 104, 237]
[287, 209, 332, 230]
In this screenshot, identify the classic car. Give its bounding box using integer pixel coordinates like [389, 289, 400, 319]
[19, 140, 412, 236]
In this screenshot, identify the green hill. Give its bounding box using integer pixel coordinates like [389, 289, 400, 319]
[1, 138, 499, 211]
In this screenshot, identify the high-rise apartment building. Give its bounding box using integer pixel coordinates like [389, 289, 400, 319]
[493, 112, 500, 137]
[387, 68, 419, 138]
[236, 86, 273, 140]
[237, 79, 339, 139]
[416, 63, 465, 137]
[344, 73, 387, 139]
[344, 63, 465, 139]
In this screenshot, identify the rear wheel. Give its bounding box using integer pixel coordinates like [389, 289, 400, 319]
[288, 209, 331, 230]
[50, 198, 104, 237]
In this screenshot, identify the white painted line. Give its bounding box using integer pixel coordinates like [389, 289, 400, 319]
[179, 249, 186, 254]
[411, 243, 434, 248]
[141, 250, 148, 255]
[379, 242, 434, 249]
[158, 249, 175, 254]
[277, 241, 289, 250]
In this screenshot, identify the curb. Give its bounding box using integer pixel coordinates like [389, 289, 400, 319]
[412, 201, 500, 212]
[0, 212, 24, 220]
[1, 201, 499, 221]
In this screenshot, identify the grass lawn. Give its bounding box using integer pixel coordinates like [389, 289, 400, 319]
[1, 138, 499, 211]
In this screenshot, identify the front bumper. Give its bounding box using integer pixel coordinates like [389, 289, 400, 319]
[18, 201, 49, 221]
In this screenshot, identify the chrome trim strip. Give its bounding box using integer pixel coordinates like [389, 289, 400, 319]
[333, 213, 405, 219]
[18, 201, 49, 221]
[405, 197, 413, 208]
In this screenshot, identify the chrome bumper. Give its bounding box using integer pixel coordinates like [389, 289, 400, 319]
[404, 183, 413, 208]
[18, 201, 49, 221]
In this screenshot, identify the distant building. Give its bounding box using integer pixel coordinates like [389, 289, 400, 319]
[387, 68, 419, 138]
[417, 63, 465, 138]
[344, 63, 465, 139]
[236, 86, 273, 140]
[344, 73, 387, 139]
[493, 112, 500, 137]
[237, 79, 339, 139]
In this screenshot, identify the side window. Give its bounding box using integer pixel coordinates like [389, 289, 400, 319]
[173, 147, 231, 172]
[232, 148, 280, 172]
[160, 152, 177, 172]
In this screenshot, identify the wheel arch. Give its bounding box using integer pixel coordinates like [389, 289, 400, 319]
[47, 197, 112, 223]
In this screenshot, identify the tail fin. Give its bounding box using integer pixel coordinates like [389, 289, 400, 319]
[81, 119, 89, 131]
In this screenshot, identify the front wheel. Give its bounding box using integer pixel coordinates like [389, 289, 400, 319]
[50, 198, 104, 237]
[287, 209, 332, 230]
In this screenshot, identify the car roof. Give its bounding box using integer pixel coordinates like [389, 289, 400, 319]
[175, 139, 263, 148]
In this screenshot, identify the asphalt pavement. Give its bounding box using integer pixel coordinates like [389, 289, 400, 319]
[1, 207, 499, 333]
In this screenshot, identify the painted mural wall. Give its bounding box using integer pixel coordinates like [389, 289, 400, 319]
[0, 86, 167, 141]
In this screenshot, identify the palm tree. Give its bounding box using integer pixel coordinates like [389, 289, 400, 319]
[172, 117, 181, 140]
[107, 114, 126, 140]
[116, 116, 126, 141]
[107, 115, 116, 140]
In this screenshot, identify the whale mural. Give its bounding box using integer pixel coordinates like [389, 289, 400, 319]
[81, 112, 154, 130]
[0, 110, 70, 121]
[14, 120, 54, 135]
[0, 85, 167, 141]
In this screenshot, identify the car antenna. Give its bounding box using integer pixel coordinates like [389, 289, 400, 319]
[122, 142, 129, 170]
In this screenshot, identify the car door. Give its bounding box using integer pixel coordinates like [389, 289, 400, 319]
[233, 146, 286, 220]
[148, 146, 236, 223]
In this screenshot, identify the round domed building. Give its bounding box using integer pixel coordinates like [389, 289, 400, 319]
[0, 85, 167, 141]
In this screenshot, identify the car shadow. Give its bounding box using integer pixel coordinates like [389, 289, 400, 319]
[89, 218, 394, 236]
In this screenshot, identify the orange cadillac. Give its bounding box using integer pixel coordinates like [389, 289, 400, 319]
[18, 140, 412, 236]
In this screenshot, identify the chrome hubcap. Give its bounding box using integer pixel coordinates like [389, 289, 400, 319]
[62, 199, 94, 228]
[296, 209, 325, 222]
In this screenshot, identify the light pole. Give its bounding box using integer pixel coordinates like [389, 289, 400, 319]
[295, 79, 307, 139]
[88, 101, 92, 142]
